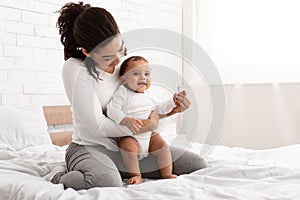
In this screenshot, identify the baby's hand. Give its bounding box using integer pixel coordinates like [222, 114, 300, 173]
[120, 117, 143, 134]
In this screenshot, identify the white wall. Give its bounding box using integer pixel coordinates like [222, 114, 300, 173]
[0, 0, 183, 106]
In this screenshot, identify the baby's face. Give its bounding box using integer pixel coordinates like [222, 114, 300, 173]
[121, 60, 151, 93]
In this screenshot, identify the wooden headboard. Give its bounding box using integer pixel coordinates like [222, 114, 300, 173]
[43, 105, 73, 146]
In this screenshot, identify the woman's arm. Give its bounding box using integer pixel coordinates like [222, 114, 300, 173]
[63, 61, 132, 138]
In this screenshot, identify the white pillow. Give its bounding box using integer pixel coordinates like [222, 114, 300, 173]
[0, 105, 52, 150]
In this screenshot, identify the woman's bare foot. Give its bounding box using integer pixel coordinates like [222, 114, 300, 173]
[127, 175, 142, 184]
[162, 174, 177, 179]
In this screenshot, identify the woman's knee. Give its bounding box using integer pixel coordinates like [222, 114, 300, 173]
[170, 146, 208, 175]
[64, 147, 123, 189]
[60, 171, 85, 190]
[61, 169, 122, 189]
[83, 155, 123, 188]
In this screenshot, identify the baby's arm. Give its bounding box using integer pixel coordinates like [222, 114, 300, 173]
[107, 86, 144, 134]
[107, 87, 127, 125]
[154, 93, 177, 119]
[156, 90, 190, 119]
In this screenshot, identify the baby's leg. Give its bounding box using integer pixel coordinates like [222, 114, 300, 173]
[149, 133, 177, 179]
[118, 136, 142, 184]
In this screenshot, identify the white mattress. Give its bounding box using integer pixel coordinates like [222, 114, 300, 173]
[1, 136, 300, 200]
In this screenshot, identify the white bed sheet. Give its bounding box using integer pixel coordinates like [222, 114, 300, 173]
[1, 137, 300, 200]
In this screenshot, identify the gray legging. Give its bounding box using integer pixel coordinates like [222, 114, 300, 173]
[52, 142, 207, 190]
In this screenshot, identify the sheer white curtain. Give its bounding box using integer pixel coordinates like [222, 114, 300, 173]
[182, 1, 300, 148]
[192, 0, 300, 84]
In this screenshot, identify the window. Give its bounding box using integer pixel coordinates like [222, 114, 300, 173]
[184, 0, 300, 83]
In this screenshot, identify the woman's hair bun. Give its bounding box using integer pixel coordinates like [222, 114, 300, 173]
[57, 2, 121, 81]
[56, 2, 91, 60]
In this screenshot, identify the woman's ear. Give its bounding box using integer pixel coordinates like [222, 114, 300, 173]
[82, 48, 89, 57]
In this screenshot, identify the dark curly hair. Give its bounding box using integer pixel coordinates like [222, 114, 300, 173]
[56, 2, 121, 81]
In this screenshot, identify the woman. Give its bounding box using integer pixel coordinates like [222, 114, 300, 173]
[49, 1, 207, 190]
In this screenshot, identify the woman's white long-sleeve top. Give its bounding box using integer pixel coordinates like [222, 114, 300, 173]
[62, 58, 132, 151]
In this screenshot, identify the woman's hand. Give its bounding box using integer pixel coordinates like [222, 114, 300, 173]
[136, 110, 159, 134]
[173, 90, 191, 113]
[120, 117, 143, 134]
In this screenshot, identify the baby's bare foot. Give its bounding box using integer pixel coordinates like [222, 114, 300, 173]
[127, 175, 142, 184]
[162, 174, 177, 179]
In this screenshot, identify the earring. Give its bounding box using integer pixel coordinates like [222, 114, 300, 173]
[76, 47, 82, 50]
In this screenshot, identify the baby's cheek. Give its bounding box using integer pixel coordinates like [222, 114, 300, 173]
[146, 83, 151, 89]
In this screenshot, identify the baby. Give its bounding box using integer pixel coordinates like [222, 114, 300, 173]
[107, 56, 184, 184]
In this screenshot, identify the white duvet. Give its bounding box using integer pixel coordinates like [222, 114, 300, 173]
[1, 137, 300, 200]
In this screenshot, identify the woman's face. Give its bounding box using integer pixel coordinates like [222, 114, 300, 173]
[90, 36, 126, 73]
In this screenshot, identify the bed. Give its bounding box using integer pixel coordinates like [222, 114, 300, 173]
[0, 105, 300, 200]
